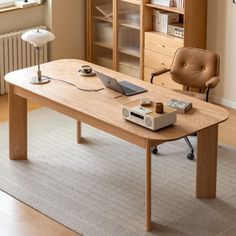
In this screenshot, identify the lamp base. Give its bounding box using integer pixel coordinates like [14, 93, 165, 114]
[30, 76, 50, 85]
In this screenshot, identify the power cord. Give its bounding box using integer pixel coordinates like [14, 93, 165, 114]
[43, 75, 104, 92]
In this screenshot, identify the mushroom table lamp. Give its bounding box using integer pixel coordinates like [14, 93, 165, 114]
[21, 29, 55, 84]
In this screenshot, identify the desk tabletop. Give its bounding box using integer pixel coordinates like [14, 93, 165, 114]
[5, 59, 229, 144]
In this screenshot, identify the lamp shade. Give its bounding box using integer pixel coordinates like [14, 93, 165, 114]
[21, 29, 55, 47]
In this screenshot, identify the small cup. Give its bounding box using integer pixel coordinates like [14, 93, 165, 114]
[80, 65, 92, 74]
[154, 102, 164, 114]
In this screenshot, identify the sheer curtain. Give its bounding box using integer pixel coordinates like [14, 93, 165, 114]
[0, 0, 20, 9]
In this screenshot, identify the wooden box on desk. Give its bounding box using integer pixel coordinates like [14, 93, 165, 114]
[121, 99, 177, 131]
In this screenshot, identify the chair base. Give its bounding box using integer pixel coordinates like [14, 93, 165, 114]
[187, 152, 194, 160]
[151, 146, 158, 155]
[151, 136, 195, 160]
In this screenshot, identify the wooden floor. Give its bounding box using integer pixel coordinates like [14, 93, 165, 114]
[0, 94, 236, 235]
[0, 191, 80, 236]
[0, 94, 80, 236]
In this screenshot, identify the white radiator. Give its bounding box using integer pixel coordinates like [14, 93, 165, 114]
[0, 26, 48, 94]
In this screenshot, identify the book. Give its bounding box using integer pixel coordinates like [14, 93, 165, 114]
[153, 10, 160, 31]
[150, 0, 174, 7]
[166, 99, 192, 113]
[173, 0, 185, 8]
[154, 11, 179, 33]
[150, 0, 185, 8]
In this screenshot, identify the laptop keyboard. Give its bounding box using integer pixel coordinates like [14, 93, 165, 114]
[119, 80, 147, 95]
[121, 86, 136, 94]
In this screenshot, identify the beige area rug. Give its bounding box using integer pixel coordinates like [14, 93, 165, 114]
[0, 108, 236, 236]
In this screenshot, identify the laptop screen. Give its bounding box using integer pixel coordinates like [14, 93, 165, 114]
[96, 71, 125, 94]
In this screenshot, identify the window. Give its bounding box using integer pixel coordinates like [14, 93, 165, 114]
[0, 0, 21, 9]
[0, 0, 14, 8]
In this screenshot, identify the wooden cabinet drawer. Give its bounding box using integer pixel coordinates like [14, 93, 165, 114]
[145, 32, 183, 56]
[144, 49, 172, 69]
[144, 66, 182, 90]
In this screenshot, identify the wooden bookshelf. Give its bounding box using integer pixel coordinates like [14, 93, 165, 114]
[87, 0, 207, 83]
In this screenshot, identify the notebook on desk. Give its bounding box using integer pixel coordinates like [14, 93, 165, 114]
[96, 71, 147, 96]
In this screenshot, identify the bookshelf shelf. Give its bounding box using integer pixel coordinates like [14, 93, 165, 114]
[145, 3, 184, 15]
[95, 57, 113, 69]
[93, 41, 113, 49]
[120, 0, 141, 6]
[119, 55, 140, 78]
[120, 57, 139, 68]
[94, 16, 113, 23]
[119, 22, 140, 30]
[146, 31, 184, 42]
[119, 47, 140, 57]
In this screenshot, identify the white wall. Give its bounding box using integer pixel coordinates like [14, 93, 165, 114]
[0, 5, 45, 34]
[0, 1, 85, 60]
[45, 0, 85, 60]
[207, 0, 236, 108]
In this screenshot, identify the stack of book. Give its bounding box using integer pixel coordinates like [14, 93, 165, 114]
[175, 0, 184, 8]
[153, 10, 179, 33]
[150, 0, 174, 7]
[150, 0, 185, 7]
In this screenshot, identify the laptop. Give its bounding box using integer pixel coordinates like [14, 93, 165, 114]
[96, 71, 147, 96]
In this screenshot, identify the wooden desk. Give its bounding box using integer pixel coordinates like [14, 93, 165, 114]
[5, 59, 229, 232]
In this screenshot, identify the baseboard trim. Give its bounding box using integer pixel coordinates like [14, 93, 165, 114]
[213, 96, 236, 109]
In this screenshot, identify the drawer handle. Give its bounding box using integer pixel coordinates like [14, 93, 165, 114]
[161, 63, 165, 65]
[161, 45, 166, 48]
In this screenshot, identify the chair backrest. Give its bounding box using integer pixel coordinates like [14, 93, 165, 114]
[170, 47, 220, 89]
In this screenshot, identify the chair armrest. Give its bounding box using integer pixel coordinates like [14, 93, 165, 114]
[206, 76, 220, 88]
[150, 68, 170, 84]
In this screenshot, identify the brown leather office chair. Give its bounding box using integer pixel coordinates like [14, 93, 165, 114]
[150, 47, 220, 160]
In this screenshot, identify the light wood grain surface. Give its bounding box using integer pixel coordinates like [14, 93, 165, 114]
[5, 59, 229, 147]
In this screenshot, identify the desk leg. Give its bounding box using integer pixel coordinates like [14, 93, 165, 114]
[9, 84, 27, 160]
[77, 121, 82, 143]
[145, 140, 152, 231]
[196, 124, 218, 198]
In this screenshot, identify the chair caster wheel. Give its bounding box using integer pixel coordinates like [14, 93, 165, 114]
[187, 152, 194, 160]
[151, 147, 158, 155]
